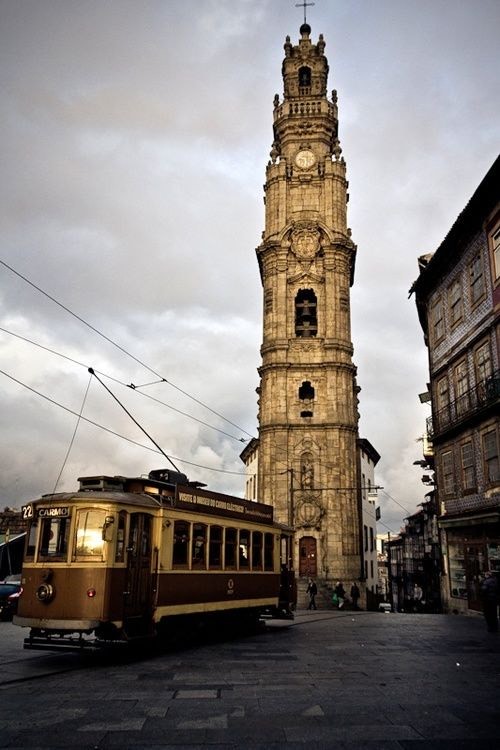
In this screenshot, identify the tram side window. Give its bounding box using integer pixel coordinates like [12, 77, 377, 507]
[264, 532, 274, 571]
[225, 527, 237, 569]
[239, 529, 250, 568]
[173, 521, 190, 567]
[25, 519, 39, 561]
[115, 511, 127, 562]
[252, 531, 263, 570]
[74, 509, 107, 560]
[39, 517, 70, 560]
[209, 525, 223, 569]
[192, 523, 207, 568]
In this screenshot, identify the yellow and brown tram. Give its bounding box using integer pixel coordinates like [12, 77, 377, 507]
[14, 469, 296, 650]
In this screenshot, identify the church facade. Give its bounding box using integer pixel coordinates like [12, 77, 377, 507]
[249, 23, 362, 585]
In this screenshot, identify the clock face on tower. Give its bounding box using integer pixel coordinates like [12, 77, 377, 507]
[295, 149, 316, 169]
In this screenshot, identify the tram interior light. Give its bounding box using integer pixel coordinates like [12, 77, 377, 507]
[87, 588, 96, 598]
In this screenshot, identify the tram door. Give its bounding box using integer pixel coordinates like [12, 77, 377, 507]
[124, 513, 154, 621]
[299, 536, 317, 577]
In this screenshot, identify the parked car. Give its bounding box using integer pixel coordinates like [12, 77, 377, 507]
[0, 575, 23, 621]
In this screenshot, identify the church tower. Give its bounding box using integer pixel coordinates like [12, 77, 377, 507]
[255, 23, 361, 584]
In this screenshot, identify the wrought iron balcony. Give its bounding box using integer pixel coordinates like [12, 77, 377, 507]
[428, 370, 499, 439]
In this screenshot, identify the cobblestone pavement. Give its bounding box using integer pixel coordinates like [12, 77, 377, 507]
[0, 610, 499, 748]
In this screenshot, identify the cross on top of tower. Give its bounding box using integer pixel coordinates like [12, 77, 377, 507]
[295, 0, 315, 25]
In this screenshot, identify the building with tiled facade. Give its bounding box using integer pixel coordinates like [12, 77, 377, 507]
[411, 155, 500, 615]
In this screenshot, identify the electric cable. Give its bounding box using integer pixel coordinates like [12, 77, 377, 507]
[51, 372, 93, 495]
[0, 258, 254, 438]
[0, 368, 247, 477]
[88, 367, 180, 472]
[0, 326, 252, 443]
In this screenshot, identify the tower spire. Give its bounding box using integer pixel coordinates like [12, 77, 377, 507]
[295, 0, 315, 25]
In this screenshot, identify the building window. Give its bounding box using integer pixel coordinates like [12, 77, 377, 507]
[442, 450, 454, 495]
[369, 527, 374, 552]
[492, 226, 500, 281]
[454, 360, 469, 415]
[475, 341, 492, 383]
[431, 297, 444, 343]
[469, 254, 485, 306]
[364, 524, 368, 552]
[461, 441, 476, 491]
[483, 430, 499, 484]
[448, 278, 463, 326]
[295, 289, 317, 337]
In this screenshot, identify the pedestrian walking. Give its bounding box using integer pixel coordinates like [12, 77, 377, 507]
[306, 578, 317, 610]
[480, 571, 499, 633]
[350, 582, 360, 610]
[413, 584, 424, 613]
[334, 581, 345, 609]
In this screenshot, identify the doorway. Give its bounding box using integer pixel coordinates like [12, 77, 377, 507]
[124, 513, 154, 628]
[299, 536, 317, 577]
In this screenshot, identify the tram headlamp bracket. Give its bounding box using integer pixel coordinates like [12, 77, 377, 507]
[102, 515, 115, 542]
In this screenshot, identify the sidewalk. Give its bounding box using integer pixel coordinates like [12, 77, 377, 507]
[0, 610, 499, 747]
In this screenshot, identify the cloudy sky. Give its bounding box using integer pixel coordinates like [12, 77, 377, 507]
[1, 0, 499, 532]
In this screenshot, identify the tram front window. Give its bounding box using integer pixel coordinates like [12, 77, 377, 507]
[74, 509, 107, 560]
[39, 517, 70, 561]
[25, 519, 39, 561]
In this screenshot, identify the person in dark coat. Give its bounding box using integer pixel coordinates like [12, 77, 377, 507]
[306, 578, 317, 610]
[350, 582, 360, 610]
[480, 571, 499, 633]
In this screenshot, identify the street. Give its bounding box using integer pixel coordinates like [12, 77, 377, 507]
[0, 610, 499, 748]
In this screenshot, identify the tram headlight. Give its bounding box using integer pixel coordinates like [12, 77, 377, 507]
[36, 583, 54, 603]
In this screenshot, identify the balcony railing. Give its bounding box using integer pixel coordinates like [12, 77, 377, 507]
[428, 370, 500, 438]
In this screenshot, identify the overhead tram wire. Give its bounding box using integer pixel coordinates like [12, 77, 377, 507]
[88, 367, 180, 472]
[0, 368, 247, 477]
[0, 326, 250, 443]
[51, 371, 93, 495]
[0, 258, 255, 439]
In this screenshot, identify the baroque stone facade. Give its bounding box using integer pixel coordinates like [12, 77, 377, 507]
[255, 24, 361, 584]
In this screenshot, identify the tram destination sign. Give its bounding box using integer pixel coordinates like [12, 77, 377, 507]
[22, 504, 70, 520]
[175, 486, 274, 524]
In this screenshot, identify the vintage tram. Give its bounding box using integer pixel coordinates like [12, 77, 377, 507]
[14, 469, 296, 650]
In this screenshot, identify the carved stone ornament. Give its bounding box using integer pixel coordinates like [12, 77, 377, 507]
[294, 492, 325, 528]
[291, 227, 320, 260]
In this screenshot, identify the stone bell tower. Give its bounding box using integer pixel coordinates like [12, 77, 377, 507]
[255, 23, 361, 584]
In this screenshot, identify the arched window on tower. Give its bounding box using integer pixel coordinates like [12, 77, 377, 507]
[299, 380, 314, 418]
[295, 289, 317, 338]
[298, 66, 311, 91]
[299, 381, 315, 401]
